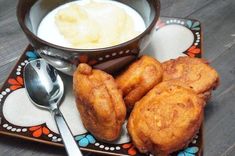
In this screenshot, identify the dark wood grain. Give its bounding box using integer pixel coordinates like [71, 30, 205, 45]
[0, 0, 28, 88]
[205, 45, 235, 156]
[0, 0, 235, 156]
[187, 0, 235, 61]
[160, 0, 214, 17]
[0, 135, 65, 156]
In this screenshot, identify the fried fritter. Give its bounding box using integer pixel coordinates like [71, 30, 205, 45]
[127, 83, 204, 156]
[73, 63, 126, 141]
[162, 56, 219, 101]
[116, 55, 163, 110]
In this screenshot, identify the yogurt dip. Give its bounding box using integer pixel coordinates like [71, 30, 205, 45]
[37, 0, 146, 49]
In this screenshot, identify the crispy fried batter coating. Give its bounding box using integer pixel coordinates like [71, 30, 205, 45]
[116, 55, 163, 110]
[73, 63, 126, 141]
[127, 82, 204, 155]
[162, 56, 219, 101]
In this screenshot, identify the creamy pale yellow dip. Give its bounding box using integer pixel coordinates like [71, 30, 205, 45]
[54, 1, 141, 49]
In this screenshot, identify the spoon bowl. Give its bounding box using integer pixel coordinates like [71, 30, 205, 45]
[24, 58, 64, 110]
[24, 59, 83, 156]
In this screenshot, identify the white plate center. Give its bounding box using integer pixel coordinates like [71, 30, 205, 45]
[145, 24, 194, 62]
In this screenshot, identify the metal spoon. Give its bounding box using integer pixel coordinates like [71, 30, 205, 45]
[24, 58, 83, 156]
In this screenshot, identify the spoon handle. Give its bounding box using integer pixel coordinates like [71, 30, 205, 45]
[53, 109, 83, 156]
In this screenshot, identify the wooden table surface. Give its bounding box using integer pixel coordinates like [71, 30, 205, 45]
[0, 0, 235, 156]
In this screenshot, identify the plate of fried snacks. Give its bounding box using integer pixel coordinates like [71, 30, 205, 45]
[0, 17, 219, 156]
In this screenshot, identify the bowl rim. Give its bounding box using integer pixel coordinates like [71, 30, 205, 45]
[17, 0, 161, 53]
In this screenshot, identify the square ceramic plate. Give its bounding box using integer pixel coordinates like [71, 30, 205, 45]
[0, 17, 203, 156]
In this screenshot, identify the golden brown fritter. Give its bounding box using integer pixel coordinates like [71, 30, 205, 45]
[116, 55, 163, 110]
[73, 63, 126, 141]
[127, 83, 204, 156]
[162, 56, 219, 101]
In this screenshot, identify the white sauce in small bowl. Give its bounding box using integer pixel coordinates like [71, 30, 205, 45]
[37, 0, 146, 49]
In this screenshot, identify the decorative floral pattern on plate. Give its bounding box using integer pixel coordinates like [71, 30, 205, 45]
[163, 18, 202, 58]
[29, 126, 50, 138]
[184, 45, 201, 58]
[177, 147, 199, 156]
[75, 134, 96, 147]
[8, 76, 24, 90]
[187, 21, 201, 31]
[122, 143, 137, 155]
[26, 51, 40, 61]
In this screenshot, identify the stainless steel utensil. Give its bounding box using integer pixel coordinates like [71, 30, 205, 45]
[24, 58, 83, 156]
